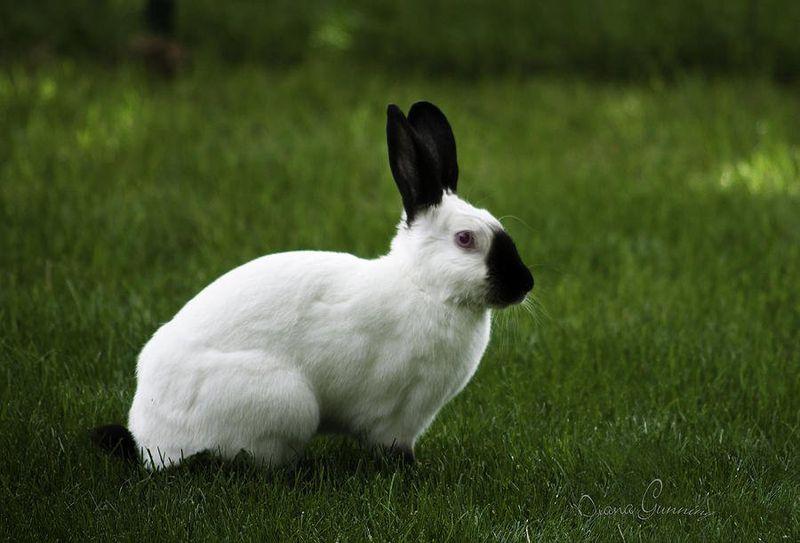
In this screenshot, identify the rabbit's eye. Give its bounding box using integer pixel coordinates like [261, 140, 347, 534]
[455, 230, 476, 249]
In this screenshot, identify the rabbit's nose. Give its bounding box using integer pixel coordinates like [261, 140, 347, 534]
[486, 229, 534, 306]
[521, 266, 534, 294]
[508, 265, 533, 304]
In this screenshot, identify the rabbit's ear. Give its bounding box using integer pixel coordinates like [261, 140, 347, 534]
[408, 101, 458, 193]
[386, 104, 443, 223]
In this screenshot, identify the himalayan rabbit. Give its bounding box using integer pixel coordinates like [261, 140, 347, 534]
[91, 101, 533, 469]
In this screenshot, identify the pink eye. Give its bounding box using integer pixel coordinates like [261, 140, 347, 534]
[455, 230, 476, 249]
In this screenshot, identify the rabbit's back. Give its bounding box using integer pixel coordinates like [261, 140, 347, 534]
[163, 251, 368, 351]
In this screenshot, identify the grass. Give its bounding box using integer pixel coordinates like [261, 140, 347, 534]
[1, 59, 799, 541]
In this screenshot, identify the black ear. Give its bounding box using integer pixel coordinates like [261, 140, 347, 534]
[386, 104, 443, 223]
[408, 101, 458, 193]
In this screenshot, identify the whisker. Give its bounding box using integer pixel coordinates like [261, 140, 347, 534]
[497, 215, 536, 234]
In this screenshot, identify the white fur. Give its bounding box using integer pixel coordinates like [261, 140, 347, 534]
[129, 193, 504, 468]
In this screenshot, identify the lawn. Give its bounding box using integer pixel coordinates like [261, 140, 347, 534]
[1, 60, 799, 541]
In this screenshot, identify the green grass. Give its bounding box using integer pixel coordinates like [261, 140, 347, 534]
[1, 60, 799, 541]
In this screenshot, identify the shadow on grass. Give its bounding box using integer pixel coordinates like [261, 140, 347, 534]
[91, 433, 423, 493]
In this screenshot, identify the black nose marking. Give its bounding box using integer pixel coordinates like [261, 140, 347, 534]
[486, 229, 533, 306]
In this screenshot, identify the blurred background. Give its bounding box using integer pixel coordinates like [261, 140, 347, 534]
[2, 1, 799, 540]
[0, 0, 800, 79]
[4, 0, 800, 78]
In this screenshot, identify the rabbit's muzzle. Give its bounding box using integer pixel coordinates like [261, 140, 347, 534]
[485, 229, 534, 307]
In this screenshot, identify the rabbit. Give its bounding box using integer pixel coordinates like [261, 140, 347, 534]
[91, 101, 534, 469]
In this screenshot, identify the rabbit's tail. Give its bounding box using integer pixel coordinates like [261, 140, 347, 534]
[90, 424, 138, 462]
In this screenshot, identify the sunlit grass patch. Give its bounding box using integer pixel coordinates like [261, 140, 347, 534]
[717, 143, 800, 196]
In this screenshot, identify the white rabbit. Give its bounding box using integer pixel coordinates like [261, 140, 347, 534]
[91, 102, 533, 469]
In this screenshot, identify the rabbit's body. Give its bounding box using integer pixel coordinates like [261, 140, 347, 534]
[130, 246, 490, 467]
[94, 102, 533, 469]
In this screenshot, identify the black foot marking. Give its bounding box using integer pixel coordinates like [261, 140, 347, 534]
[89, 424, 138, 462]
[383, 442, 416, 465]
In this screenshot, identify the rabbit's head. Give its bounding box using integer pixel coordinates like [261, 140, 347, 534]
[386, 102, 533, 309]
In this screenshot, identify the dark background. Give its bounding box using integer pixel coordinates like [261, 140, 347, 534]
[4, 0, 800, 79]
